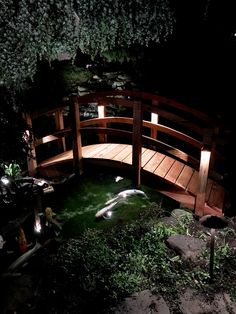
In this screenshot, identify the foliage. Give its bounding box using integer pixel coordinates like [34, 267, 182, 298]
[0, 88, 30, 165]
[2, 162, 22, 179]
[76, 0, 174, 58]
[38, 209, 236, 312]
[0, 0, 78, 89]
[0, 0, 174, 88]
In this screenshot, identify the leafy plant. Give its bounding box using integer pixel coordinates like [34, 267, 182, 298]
[3, 162, 22, 179]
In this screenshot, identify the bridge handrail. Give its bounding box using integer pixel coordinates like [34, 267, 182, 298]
[80, 117, 202, 149]
[76, 90, 220, 125]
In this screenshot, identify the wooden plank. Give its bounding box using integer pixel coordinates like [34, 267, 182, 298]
[83, 143, 111, 158]
[95, 144, 119, 158]
[186, 170, 199, 195]
[165, 160, 185, 184]
[154, 156, 175, 178]
[113, 145, 132, 162]
[122, 151, 133, 164]
[206, 179, 213, 202]
[208, 183, 225, 209]
[55, 109, 66, 151]
[143, 152, 165, 173]
[38, 150, 73, 168]
[141, 149, 156, 167]
[105, 144, 128, 160]
[70, 95, 83, 175]
[132, 101, 142, 187]
[195, 148, 211, 216]
[82, 144, 102, 157]
[176, 165, 195, 189]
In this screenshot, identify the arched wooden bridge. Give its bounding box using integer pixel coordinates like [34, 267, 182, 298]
[24, 90, 227, 217]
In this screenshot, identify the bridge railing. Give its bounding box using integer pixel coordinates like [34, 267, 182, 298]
[26, 90, 226, 216]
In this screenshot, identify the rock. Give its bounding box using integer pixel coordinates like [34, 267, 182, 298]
[118, 74, 132, 81]
[158, 216, 179, 227]
[171, 209, 193, 221]
[112, 81, 125, 88]
[179, 288, 236, 314]
[166, 235, 206, 262]
[113, 289, 170, 314]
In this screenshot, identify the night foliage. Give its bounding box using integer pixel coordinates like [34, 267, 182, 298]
[0, 0, 174, 88]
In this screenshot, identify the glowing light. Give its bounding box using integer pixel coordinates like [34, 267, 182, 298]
[1, 176, 10, 185]
[34, 216, 41, 233]
[201, 149, 211, 166]
[103, 211, 113, 219]
[151, 113, 158, 124]
[36, 179, 47, 187]
[98, 105, 105, 118]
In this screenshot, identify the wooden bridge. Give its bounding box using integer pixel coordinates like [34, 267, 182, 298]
[24, 90, 227, 217]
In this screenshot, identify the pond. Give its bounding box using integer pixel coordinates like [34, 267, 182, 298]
[44, 171, 179, 238]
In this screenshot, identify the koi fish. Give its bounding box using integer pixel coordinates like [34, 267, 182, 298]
[95, 201, 120, 218]
[105, 189, 147, 205]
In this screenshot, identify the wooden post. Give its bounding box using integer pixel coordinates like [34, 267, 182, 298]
[97, 100, 107, 143]
[195, 142, 211, 217]
[132, 101, 142, 188]
[151, 100, 159, 140]
[70, 95, 83, 175]
[55, 109, 66, 152]
[23, 113, 37, 176]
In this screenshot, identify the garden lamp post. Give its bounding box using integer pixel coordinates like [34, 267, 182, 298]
[199, 215, 228, 283]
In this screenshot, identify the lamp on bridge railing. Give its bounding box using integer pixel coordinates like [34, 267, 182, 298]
[195, 145, 212, 217]
[201, 145, 211, 167]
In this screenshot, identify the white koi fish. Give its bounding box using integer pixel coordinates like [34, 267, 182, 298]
[105, 189, 148, 205]
[95, 200, 120, 218]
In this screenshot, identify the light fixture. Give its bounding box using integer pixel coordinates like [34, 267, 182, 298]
[1, 176, 10, 185]
[103, 211, 113, 220]
[34, 216, 42, 233]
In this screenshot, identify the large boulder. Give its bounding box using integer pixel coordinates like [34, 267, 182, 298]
[179, 288, 236, 314]
[113, 289, 170, 314]
[166, 235, 206, 262]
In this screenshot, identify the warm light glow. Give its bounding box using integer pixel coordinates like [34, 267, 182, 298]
[1, 176, 10, 185]
[151, 113, 158, 124]
[34, 216, 41, 233]
[201, 149, 211, 165]
[98, 105, 105, 118]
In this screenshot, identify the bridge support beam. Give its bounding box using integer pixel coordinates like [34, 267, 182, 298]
[151, 100, 159, 140]
[97, 100, 107, 143]
[55, 109, 66, 152]
[70, 95, 83, 175]
[195, 145, 211, 217]
[132, 101, 142, 188]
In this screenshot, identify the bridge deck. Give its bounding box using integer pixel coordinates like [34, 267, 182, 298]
[37, 143, 224, 215]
